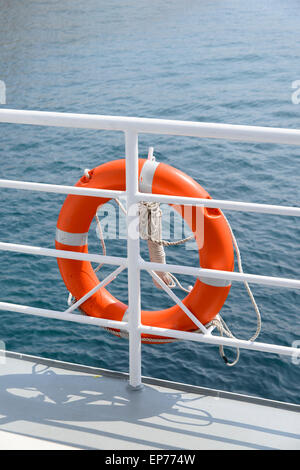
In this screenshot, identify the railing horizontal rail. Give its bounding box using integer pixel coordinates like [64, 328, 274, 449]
[139, 324, 298, 357]
[140, 260, 300, 290]
[0, 179, 125, 199]
[0, 242, 128, 266]
[137, 192, 300, 217]
[0, 301, 129, 331]
[0, 299, 298, 358]
[0, 178, 299, 217]
[1, 109, 300, 145]
[0, 242, 298, 290]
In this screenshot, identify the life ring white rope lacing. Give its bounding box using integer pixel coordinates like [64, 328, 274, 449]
[67, 169, 262, 363]
[210, 213, 262, 366]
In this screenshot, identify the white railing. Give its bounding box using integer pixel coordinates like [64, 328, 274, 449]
[0, 109, 299, 389]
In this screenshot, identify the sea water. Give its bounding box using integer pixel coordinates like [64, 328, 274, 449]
[0, 0, 299, 404]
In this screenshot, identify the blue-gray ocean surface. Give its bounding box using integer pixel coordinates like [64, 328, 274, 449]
[0, 0, 299, 404]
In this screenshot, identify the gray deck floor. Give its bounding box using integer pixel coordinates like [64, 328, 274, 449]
[0, 351, 299, 450]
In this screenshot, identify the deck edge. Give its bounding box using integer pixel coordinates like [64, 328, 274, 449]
[2, 349, 299, 413]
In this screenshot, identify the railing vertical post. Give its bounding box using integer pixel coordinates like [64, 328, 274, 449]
[125, 130, 142, 389]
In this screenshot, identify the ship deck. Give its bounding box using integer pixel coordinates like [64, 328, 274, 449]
[0, 350, 299, 450]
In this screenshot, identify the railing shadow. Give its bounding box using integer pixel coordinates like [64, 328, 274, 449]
[0, 364, 298, 449]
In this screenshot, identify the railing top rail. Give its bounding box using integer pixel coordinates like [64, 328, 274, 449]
[1, 108, 300, 145]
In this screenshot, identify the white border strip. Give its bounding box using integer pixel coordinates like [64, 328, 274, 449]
[55, 229, 88, 247]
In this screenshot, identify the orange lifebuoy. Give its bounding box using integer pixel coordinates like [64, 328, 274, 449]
[56, 159, 234, 342]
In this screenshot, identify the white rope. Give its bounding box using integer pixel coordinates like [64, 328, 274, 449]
[226, 214, 262, 343]
[102, 327, 179, 343]
[83, 168, 91, 179]
[146, 239, 175, 288]
[103, 316, 218, 344]
[209, 212, 262, 366]
[139, 201, 193, 291]
[168, 273, 193, 293]
[210, 316, 241, 366]
[114, 197, 127, 215]
[94, 212, 106, 273]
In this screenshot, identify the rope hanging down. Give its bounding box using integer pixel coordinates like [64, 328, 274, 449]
[210, 214, 262, 366]
[139, 201, 193, 291]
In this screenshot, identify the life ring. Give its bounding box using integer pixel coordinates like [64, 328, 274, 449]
[55, 159, 234, 342]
